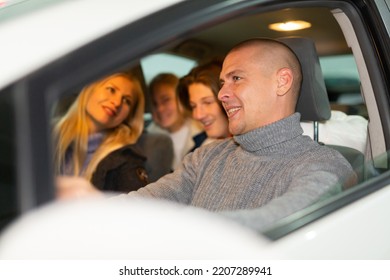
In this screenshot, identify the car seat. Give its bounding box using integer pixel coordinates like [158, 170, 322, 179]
[278, 37, 364, 184]
[137, 131, 173, 182]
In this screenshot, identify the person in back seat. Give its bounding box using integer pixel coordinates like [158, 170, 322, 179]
[58, 38, 357, 231]
[178, 60, 368, 155]
[53, 72, 149, 193]
[177, 60, 230, 149]
[146, 73, 205, 170]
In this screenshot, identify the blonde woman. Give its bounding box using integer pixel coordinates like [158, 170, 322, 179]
[54, 72, 149, 193]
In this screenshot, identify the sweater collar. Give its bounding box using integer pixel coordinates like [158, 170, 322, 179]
[87, 132, 105, 153]
[233, 113, 303, 152]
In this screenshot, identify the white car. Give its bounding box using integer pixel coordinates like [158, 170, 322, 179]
[0, 0, 390, 260]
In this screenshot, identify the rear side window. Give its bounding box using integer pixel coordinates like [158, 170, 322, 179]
[320, 54, 366, 118]
[140, 53, 197, 85]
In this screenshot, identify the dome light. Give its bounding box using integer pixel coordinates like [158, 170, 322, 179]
[268, 20, 311, 31]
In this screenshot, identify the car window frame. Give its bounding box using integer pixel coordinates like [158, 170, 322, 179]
[3, 0, 390, 236]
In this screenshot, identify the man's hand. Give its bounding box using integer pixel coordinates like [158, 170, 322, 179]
[56, 176, 102, 200]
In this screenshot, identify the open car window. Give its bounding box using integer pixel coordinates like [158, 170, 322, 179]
[48, 1, 385, 233]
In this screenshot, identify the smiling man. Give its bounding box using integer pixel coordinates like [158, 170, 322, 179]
[58, 38, 357, 230]
[219, 39, 301, 135]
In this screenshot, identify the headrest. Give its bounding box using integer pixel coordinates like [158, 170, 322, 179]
[278, 37, 331, 121]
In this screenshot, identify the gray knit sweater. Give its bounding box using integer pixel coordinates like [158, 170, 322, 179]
[129, 113, 356, 229]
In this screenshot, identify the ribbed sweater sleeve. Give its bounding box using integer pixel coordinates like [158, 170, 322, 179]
[128, 113, 357, 225]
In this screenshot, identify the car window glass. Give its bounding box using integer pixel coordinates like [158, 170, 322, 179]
[140, 53, 197, 85]
[320, 54, 367, 118]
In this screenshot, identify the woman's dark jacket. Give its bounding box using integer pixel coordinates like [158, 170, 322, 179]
[91, 144, 149, 193]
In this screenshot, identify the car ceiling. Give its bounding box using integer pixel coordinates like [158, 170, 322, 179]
[168, 7, 350, 62]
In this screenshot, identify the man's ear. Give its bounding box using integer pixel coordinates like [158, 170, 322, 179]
[276, 68, 293, 96]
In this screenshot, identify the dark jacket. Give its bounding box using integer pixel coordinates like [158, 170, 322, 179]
[189, 131, 208, 153]
[91, 144, 149, 193]
[137, 131, 174, 182]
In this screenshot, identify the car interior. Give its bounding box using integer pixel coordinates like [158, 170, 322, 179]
[279, 36, 365, 183]
[51, 2, 386, 231]
[1, 0, 390, 243]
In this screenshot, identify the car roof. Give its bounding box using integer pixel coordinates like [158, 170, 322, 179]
[0, 0, 183, 89]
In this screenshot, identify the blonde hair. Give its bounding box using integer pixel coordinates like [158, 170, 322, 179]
[149, 72, 191, 119]
[53, 72, 145, 180]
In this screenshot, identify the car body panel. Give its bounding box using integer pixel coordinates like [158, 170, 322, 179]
[260, 185, 390, 259]
[0, 0, 183, 89]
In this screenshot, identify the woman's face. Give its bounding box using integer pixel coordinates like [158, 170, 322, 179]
[189, 82, 229, 139]
[86, 76, 134, 133]
[151, 83, 184, 132]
